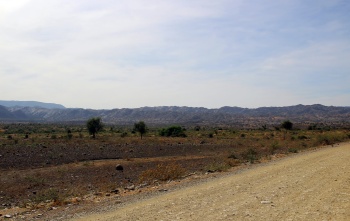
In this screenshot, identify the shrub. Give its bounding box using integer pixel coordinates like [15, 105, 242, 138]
[307, 124, 317, 130]
[225, 158, 241, 167]
[298, 135, 308, 140]
[270, 141, 280, 154]
[241, 148, 258, 164]
[194, 125, 201, 131]
[288, 148, 298, 153]
[67, 133, 73, 139]
[30, 188, 62, 205]
[205, 162, 231, 172]
[281, 120, 293, 130]
[315, 132, 348, 146]
[228, 153, 238, 159]
[159, 126, 187, 137]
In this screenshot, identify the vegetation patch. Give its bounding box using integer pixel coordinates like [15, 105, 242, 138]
[139, 163, 186, 183]
[0, 121, 349, 209]
[159, 126, 187, 137]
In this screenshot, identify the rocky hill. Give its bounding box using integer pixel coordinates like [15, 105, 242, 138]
[1, 104, 349, 128]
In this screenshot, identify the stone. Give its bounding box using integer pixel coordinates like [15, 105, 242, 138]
[111, 189, 120, 194]
[125, 185, 135, 191]
[261, 200, 272, 204]
[4, 214, 12, 218]
[115, 164, 124, 171]
[158, 189, 168, 192]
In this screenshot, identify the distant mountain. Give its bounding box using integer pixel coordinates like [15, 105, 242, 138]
[0, 105, 28, 120]
[2, 104, 350, 128]
[0, 105, 16, 119]
[0, 100, 65, 109]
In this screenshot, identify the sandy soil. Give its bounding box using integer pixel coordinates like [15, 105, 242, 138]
[71, 143, 350, 221]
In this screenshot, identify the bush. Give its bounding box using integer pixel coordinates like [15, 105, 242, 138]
[159, 126, 187, 137]
[281, 120, 293, 130]
[241, 148, 258, 164]
[194, 125, 201, 131]
[298, 135, 308, 140]
[270, 142, 280, 154]
[315, 132, 348, 146]
[228, 153, 238, 159]
[30, 188, 62, 204]
[67, 133, 73, 139]
[205, 162, 230, 172]
[288, 148, 298, 153]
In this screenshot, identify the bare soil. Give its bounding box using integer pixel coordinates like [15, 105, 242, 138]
[69, 142, 350, 221]
[0, 136, 235, 208]
[1, 129, 349, 220]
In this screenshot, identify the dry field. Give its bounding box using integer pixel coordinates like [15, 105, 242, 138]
[0, 123, 349, 219]
[74, 142, 350, 221]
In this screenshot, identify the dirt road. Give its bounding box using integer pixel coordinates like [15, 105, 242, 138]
[73, 143, 350, 221]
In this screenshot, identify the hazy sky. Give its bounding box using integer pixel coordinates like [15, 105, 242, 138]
[1, 0, 349, 109]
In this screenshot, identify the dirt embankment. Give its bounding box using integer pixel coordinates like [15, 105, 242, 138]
[72, 143, 350, 221]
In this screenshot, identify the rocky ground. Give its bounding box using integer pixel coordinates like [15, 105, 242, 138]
[2, 142, 348, 220]
[70, 142, 350, 220]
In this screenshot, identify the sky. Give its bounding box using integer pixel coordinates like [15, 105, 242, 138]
[0, 0, 349, 109]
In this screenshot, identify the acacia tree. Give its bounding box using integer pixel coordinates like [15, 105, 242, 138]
[281, 120, 293, 139]
[86, 117, 104, 138]
[281, 120, 293, 130]
[133, 121, 147, 139]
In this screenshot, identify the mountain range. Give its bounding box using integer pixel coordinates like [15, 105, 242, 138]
[0, 100, 65, 109]
[0, 101, 349, 127]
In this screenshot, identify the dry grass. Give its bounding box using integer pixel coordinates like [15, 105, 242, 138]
[139, 163, 186, 183]
[0, 123, 349, 209]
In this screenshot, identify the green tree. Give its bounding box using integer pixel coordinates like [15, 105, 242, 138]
[159, 126, 187, 137]
[281, 120, 293, 139]
[281, 120, 293, 130]
[86, 117, 104, 139]
[133, 121, 147, 139]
